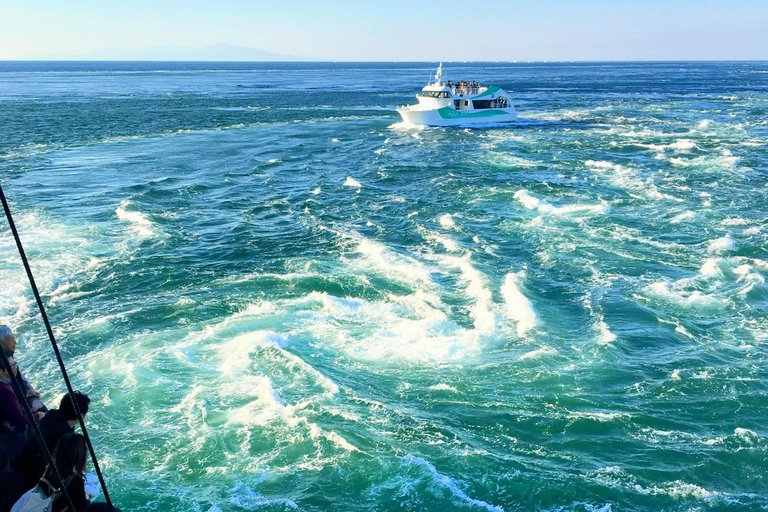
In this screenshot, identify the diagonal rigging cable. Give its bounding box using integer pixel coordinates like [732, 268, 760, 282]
[0, 182, 116, 511]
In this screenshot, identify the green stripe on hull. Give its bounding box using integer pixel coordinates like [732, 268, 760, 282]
[472, 86, 500, 99]
[437, 106, 510, 120]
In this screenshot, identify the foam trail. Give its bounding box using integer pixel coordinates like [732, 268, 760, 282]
[435, 254, 495, 334]
[501, 272, 536, 337]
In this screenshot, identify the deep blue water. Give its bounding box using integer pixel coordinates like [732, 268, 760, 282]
[1, 61, 767, 512]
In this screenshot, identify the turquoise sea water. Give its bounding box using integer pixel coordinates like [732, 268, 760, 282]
[1, 61, 767, 511]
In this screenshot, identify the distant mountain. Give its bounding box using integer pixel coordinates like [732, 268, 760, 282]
[70, 44, 313, 61]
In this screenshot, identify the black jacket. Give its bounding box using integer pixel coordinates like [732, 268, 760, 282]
[39, 473, 90, 512]
[11, 409, 74, 488]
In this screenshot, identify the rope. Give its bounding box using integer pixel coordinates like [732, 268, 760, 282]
[0, 183, 116, 511]
[0, 349, 77, 512]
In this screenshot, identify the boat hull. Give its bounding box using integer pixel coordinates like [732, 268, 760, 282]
[397, 105, 517, 127]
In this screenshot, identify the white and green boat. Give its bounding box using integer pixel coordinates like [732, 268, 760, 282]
[397, 63, 518, 127]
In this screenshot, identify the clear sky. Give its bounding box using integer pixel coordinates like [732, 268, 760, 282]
[1, 0, 767, 61]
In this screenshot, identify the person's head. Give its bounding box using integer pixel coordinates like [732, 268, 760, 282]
[0, 325, 15, 354]
[50, 433, 87, 478]
[59, 391, 91, 423]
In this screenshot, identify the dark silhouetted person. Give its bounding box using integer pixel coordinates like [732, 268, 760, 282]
[0, 391, 92, 511]
[0, 325, 46, 414]
[14, 432, 91, 512]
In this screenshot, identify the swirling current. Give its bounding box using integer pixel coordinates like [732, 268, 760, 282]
[0, 61, 767, 511]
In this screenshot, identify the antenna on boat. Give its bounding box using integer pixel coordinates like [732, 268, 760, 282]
[434, 62, 443, 85]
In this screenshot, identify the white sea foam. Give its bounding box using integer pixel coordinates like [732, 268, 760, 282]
[707, 235, 737, 254]
[439, 213, 456, 229]
[218, 331, 289, 377]
[568, 411, 628, 422]
[699, 258, 724, 277]
[486, 152, 538, 168]
[430, 233, 461, 252]
[641, 481, 717, 500]
[585, 160, 616, 170]
[298, 291, 479, 362]
[519, 346, 556, 360]
[644, 282, 722, 309]
[596, 320, 617, 344]
[402, 455, 505, 512]
[513, 189, 606, 216]
[670, 151, 740, 171]
[355, 238, 432, 285]
[513, 189, 542, 210]
[116, 200, 155, 237]
[584, 161, 680, 202]
[429, 383, 458, 392]
[668, 139, 697, 151]
[670, 211, 696, 224]
[343, 176, 362, 188]
[227, 481, 298, 510]
[733, 427, 759, 445]
[434, 254, 496, 334]
[225, 376, 288, 426]
[501, 272, 536, 337]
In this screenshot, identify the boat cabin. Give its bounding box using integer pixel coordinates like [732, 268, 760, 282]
[416, 82, 510, 111]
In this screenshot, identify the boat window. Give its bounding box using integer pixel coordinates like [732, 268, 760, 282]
[473, 100, 492, 109]
[419, 91, 451, 98]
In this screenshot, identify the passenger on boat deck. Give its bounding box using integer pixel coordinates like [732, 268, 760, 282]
[0, 355, 37, 435]
[12, 432, 119, 512]
[12, 391, 91, 492]
[0, 325, 47, 414]
[30, 433, 91, 512]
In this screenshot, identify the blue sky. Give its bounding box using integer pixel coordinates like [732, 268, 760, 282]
[1, 0, 766, 61]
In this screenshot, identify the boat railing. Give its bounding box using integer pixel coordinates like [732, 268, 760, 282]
[451, 86, 487, 97]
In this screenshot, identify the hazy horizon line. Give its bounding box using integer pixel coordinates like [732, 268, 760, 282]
[2, 59, 767, 63]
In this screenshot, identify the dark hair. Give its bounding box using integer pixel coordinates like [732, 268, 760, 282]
[59, 391, 91, 421]
[48, 433, 87, 482]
